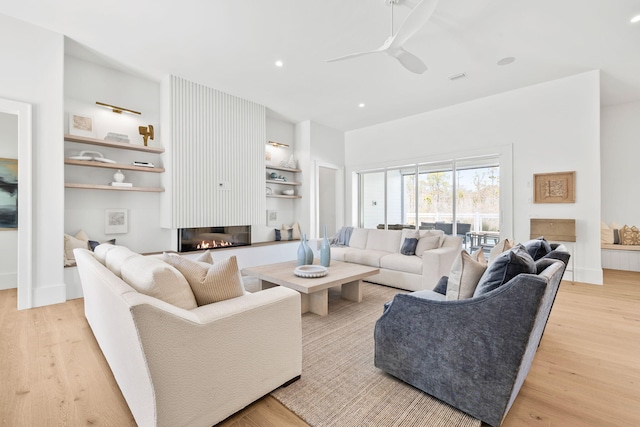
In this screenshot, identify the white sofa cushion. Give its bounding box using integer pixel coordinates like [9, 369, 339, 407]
[164, 254, 245, 305]
[105, 246, 139, 278]
[380, 253, 423, 275]
[94, 242, 117, 264]
[120, 255, 198, 310]
[349, 228, 369, 249]
[331, 246, 350, 262]
[345, 249, 389, 268]
[367, 229, 402, 252]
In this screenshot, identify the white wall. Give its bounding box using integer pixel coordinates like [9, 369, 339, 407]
[601, 100, 640, 226]
[0, 112, 17, 290]
[0, 14, 65, 307]
[64, 55, 172, 254]
[345, 71, 602, 285]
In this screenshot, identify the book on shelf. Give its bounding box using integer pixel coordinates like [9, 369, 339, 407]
[105, 132, 130, 143]
[132, 161, 154, 168]
[110, 182, 133, 187]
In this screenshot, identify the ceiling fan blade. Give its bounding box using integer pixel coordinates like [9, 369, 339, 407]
[390, 0, 440, 48]
[326, 47, 384, 63]
[390, 48, 427, 74]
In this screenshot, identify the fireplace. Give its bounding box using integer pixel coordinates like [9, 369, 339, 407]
[178, 226, 251, 253]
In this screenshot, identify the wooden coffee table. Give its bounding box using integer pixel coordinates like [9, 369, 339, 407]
[242, 260, 379, 316]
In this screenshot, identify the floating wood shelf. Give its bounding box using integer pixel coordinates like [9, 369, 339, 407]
[266, 165, 301, 173]
[65, 159, 165, 173]
[65, 183, 164, 192]
[267, 194, 302, 199]
[64, 134, 165, 154]
[266, 179, 301, 186]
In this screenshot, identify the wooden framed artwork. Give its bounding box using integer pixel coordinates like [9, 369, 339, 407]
[533, 171, 575, 203]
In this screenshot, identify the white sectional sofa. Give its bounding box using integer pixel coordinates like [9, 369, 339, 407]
[328, 228, 463, 291]
[74, 246, 302, 427]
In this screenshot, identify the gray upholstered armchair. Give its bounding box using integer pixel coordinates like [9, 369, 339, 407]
[374, 257, 567, 426]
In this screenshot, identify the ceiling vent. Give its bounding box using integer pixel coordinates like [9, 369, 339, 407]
[448, 72, 467, 81]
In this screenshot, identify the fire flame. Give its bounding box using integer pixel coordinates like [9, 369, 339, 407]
[196, 240, 232, 249]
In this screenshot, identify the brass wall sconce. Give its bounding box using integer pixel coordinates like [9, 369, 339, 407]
[268, 140, 289, 148]
[138, 125, 154, 146]
[96, 101, 141, 115]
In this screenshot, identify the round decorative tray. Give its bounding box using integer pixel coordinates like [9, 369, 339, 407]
[294, 265, 328, 278]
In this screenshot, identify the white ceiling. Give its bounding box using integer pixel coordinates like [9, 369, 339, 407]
[2, 0, 640, 131]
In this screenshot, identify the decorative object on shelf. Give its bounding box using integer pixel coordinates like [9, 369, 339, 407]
[132, 161, 155, 168]
[105, 132, 130, 143]
[287, 155, 297, 169]
[282, 189, 295, 196]
[266, 186, 273, 195]
[320, 224, 331, 267]
[0, 157, 18, 230]
[533, 171, 576, 203]
[294, 265, 328, 278]
[68, 150, 116, 163]
[69, 112, 95, 138]
[269, 172, 278, 179]
[138, 125, 154, 146]
[267, 209, 278, 227]
[104, 208, 128, 234]
[96, 101, 141, 115]
[113, 169, 125, 183]
[268, 140, 289, 148]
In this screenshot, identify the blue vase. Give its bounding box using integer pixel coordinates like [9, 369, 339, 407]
[297, 235, 307, 266]
[302, 234, 314, 265]
[320, 225, 331, 267]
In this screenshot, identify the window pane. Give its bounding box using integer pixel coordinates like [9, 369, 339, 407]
[417, 163, 453, 228]
[455, 165, 500, 233]
[360, 171, 385, 228]
[386, 168, 404, 227]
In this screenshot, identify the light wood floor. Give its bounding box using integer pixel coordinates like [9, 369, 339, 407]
[1, 270, 638, 426]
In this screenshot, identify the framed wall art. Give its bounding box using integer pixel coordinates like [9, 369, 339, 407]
[69, 112, 96, 138]
[533, 171, 575, 203]
[0, 157, 18, 230]
[105, 208, 128, 234]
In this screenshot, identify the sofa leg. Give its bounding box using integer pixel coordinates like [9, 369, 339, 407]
[281, 375, 301, 387]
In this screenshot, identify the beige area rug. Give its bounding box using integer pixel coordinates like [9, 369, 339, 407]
[271, 282, 481, 427]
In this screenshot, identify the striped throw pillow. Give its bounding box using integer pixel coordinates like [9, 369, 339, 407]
[163, 254, 244, 306]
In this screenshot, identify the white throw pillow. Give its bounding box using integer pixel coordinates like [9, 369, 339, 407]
[94, 243, 117, 264]
[121, 255, 197, 310]
[163, 254, 245, 306]
[446, 250, 487, 301]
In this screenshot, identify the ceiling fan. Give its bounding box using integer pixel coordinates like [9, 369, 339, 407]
[326, 0, 439, 74]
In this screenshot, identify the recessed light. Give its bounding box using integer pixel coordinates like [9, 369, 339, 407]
[358, 103, 365, 108]
[497, 57, 516, 66]
[275, 60, 284, 67]
[631, 15, 640, 23]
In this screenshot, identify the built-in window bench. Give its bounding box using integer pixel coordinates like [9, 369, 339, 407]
[601, 244, 640, 272]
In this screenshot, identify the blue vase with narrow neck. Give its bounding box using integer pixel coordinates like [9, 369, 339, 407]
[320, 225, 331, 267]
[297, 235, 307, 266]
[303, 233, 314, 265]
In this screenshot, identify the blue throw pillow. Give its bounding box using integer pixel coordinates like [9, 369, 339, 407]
[473, 245, 536, 296]
[432, 276, 448, 295]
[89, 239, 116, 251]
[274, 229, 281, 241]
[400, 237, 418, 255]
[523, 237, 552, 260]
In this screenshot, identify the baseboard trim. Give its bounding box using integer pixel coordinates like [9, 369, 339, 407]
[32, 284, 66, 308]
[0, 272, 17, 290]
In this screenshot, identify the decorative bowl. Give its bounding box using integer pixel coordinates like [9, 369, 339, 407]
[282, 189, 295, 196]
[294, 265, 328, 278]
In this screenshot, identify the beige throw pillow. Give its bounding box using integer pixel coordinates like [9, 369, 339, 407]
[195, 250, 214, 264]
[415, 234, 442, 256]
[63, 230, 90, 266]
[446, 250, 487, 301]
[600, 221, 614, 244]
[488, 238, 513, 264]
[121, 255, 197, 310]
[620, 225, 640, 245]
[163, 254, 245, 306]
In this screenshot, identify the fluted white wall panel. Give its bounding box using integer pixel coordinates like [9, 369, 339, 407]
[167, 75, 265, 228]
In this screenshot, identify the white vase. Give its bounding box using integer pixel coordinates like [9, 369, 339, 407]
[113, 169, 125, 183]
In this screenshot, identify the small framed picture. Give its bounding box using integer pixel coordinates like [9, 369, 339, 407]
[105, 208, 128, 234]
[533, 171, 576, 203]
[267, 209, 278, 227]
[69, 112, 96, 138]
